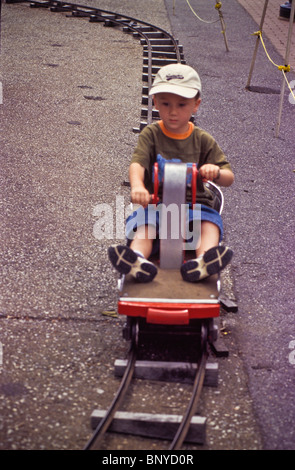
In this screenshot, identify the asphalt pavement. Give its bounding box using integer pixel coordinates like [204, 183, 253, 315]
[0, 0, 294, 451]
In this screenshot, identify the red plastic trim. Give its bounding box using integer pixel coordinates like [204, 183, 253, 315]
[118, 301, 219, 324]
[151, 162, 159, 204]
[191, 163, 197, 208]
[147, 307, 189, 325]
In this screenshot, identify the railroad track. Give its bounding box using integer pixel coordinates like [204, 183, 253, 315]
[6, 0, 215, 450]
[84, 318, 209, 450]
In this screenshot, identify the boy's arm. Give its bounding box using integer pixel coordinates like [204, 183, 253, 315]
[129, 162, 151, 208]
[199, 164, 234, 187]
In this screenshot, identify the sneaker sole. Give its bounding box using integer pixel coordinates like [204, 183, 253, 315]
[181, 246, 233, 282]
[108, 245, 157, 283]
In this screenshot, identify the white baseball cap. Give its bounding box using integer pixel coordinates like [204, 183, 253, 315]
[149, 64, 202, 98]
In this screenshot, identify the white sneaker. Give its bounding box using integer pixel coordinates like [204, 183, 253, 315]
[108, 245, 157, 283]
[181, 245, 233, 282]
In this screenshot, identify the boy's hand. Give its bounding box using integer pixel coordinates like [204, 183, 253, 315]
[131, 185, 151, 208]
[199, 164, 234, 187]
[129, 162, 151, 207]
[199, 164, 220, 182]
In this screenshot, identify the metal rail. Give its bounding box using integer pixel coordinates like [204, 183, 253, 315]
[169, 323, 208, 450]
[84, 325, 138, 450]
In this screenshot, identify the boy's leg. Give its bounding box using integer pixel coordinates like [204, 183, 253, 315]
[181, 221, 233, 282]
[108, 224, 158, 283]
[196, 221, 219, 257]
[129, 224, 156, 259]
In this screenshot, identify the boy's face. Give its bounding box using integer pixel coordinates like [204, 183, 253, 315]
[153, 92, 201, 134]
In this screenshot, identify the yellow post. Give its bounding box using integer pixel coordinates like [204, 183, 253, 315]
[246, 0, 269, 89]
[215, 2, 229, 52]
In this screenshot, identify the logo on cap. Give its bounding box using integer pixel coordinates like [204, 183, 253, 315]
[166, 74, 184, 81]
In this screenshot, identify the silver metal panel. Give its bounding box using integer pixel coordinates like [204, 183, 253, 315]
[160, 163, 187, 269]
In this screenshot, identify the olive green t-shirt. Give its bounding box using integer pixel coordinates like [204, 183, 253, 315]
[131, 120, 232, 208]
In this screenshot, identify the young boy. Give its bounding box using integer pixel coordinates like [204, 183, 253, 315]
[108, 64, 234, 283]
